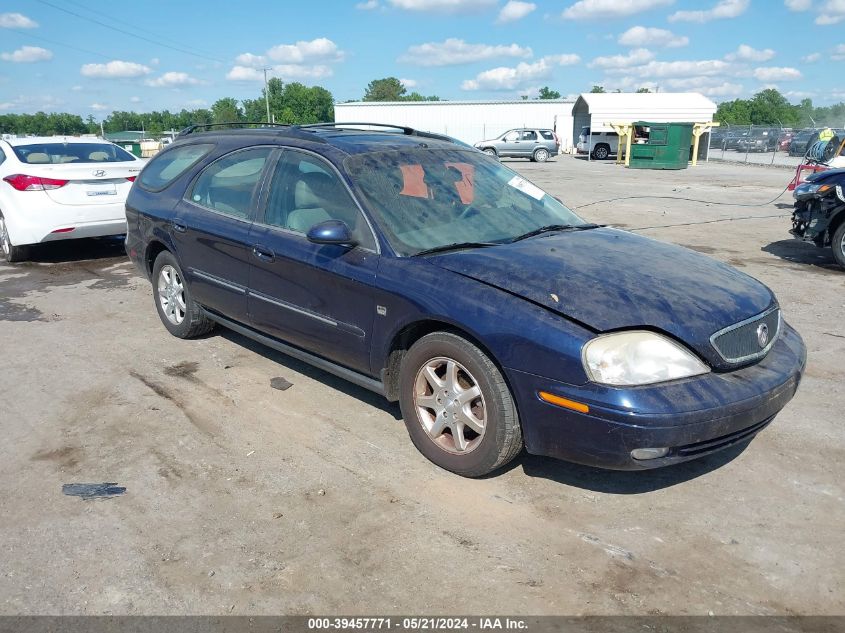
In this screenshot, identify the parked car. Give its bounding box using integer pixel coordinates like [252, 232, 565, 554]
[126, 123, 805, 477]
[0, 136, 142, 262]
[724, 129, 749, 150]
[737, 128, 779, 153]
[575, 126, 619, 160]
[789, 129, 820, 157]
[791, 167, 845, 268]
[778, 130, 794, 152]
[473, 128, 559, 162]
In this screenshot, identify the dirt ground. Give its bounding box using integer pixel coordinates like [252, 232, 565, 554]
[0, 156, 842, 616]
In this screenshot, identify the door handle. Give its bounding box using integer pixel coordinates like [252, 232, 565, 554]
[172, 222, 187, 233]
[252, 245, 275, 263]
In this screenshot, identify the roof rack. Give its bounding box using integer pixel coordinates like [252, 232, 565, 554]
[297, 122, 465, 147]
[176, 122, 329, 144]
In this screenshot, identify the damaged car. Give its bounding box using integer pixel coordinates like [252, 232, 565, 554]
[125, 123, 806, 477]
[791, 168, 845, 268]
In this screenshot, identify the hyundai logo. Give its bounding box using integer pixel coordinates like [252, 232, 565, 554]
[92, 169, 106, 177]
[756, 323, 769, 348]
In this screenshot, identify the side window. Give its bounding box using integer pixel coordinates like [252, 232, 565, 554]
[264, 150, 376, 250]
[521, 130, 537, 141]
[138, 143, 214, 191]
[540, 131, 555, 140]
[503, 131, 519, 142]
[188, 147, 272, 219]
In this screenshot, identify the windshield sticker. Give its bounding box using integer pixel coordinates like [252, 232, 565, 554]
[507, 176, 544, 201]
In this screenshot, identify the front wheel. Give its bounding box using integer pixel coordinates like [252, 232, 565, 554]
[832, 222, 845, 270]
[533, 148, 550, 163]
[398, 332, 522, 477]
[591, 144, 610, 160]
[0, 214, 29, 263]
[152, 250, 214, 338]
[482, 148, 498, 159]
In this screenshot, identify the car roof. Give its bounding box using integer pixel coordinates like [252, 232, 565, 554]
[4, 136, 114, 147]
[170, 124, 471, 157]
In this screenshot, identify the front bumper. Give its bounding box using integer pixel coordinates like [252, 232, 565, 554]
[506, 323, 806, 470]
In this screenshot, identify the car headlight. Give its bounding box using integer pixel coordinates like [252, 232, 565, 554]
[582, 331, 710, 386]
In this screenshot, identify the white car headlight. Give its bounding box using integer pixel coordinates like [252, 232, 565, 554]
[583, 331, 709, 386]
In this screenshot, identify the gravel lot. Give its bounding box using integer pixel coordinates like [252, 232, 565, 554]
[0, 156, 842, 616]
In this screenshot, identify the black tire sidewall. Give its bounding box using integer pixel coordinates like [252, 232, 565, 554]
[152, 251, 200, 338]
[534, 149, 549, 162]
[832, 222, 845, 269]
[398, 333, 518, 477]
[594, 145, 609, 160]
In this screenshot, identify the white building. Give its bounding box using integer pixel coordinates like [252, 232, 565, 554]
[572, 92, 717, 133]
[334, 100, 576, 150]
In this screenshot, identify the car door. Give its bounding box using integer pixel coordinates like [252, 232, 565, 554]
[518, 130, 539, 156]
[247, 148, 379, 374]
[497, 130, 521, 157]
[171, 146, 274, 323]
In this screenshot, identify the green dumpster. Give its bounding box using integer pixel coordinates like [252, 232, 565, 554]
[628, 122, 694, 170]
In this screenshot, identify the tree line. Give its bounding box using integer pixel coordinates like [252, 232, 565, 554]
[1, 81, 843, 137]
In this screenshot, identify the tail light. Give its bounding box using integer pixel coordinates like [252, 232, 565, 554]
[3, 174, 69, 191]
[553, 132, 560, 146]
[126, 176, 137, 182]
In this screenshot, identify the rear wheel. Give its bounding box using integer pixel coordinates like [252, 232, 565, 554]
[152, 250, 214, 338]
[533, 148, 550, 163]
[591, 144, 610, 160]
[0, 213, 29, 263]
[398, 332, 522, 477]
[832, 221, 845, 269]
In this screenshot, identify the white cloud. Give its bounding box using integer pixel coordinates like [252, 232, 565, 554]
[0, 12, 38, 28]
[388, 0, 496, 12]
[70, 85, 83, 92]
[399, 77, 418, 88]
[831, 43, 845, 59]
[497, 1, 536, 23]
[229, 38, 344, 82]
[0, 46, 52, 63]
[562, 0, 673, 20]
[80, 60, 152, 79]
[129, 96, 142, 103]
[785, 0, 812, 9]
[783, 89, 816, 98]
[589, 48, 654, 69]
[226, 64, 334, 81]
[605, 58, 731, 78]
[618, 26, 688, 48]
[145, 71, 202, 87]
[185, 99, 207, 107]
[725, 44, 775, 62]
[612, 74, 743, 96]
[669, 0, 749, 22]
[90, 103, 108, 111]
[266, 38, 345, 64]
[753, 66, 802, 81]
[802, 52, 821, 62]
[356, 0, 379, 8]
[399, 38, 532, 66]
[461, 54, 580, 90]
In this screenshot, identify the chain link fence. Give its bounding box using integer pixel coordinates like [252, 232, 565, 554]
[708, 124, 843, 164]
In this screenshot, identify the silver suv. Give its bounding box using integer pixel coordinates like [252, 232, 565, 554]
[474, 128, 560, 162]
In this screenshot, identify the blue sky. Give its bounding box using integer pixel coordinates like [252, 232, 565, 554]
[0, 0, 842, 117]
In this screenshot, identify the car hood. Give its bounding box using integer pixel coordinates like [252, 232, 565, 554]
[430, 227, 775, 369]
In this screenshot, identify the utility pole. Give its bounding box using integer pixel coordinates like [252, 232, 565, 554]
[263, 67, 271, 124]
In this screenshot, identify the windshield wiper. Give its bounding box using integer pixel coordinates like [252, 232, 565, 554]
[509, 223, 600, 242]
[412, 241, 499, 257]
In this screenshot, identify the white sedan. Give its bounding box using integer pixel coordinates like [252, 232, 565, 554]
[0, 136, 143, 262]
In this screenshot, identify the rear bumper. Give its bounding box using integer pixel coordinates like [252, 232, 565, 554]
[506, 323, 806, 470]
[3, 194, 127, 245]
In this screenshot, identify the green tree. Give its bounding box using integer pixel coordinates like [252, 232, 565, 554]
[590, 85, 606, 93]
[211, 97, 244, 124]
[538, 86, 561, 100]
[636, 87, 651, 93]
[363, 77, 406, 101]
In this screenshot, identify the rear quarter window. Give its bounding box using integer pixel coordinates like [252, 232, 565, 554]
[540, 131, 555, 140]
[138, 143, 215, 192]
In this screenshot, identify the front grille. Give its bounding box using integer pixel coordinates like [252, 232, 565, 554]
[675, 416, 774, 457]
[711, 307, 781, 364]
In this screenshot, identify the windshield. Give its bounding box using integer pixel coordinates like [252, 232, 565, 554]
[344, 148, 587, 256]
[12, 142, 136, 164]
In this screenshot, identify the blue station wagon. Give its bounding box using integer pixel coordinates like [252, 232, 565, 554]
[125, 123, 806, 477]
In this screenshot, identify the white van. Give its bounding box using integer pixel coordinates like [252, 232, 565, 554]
[576, 126, 619, 160]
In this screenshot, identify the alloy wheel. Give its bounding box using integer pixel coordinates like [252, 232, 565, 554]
[413, 356, 486, 454]
[157, 265, 187, 325]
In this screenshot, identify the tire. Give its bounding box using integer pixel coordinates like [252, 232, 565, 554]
[832, 222, 845, 270]
[151, 250, 214, 338]
[482, 148, 498, 159]
[591, 144, 610, 160]
[0, 213, 29, 263]
[398, 332, 522, 477]
[533, 148, 550, 163]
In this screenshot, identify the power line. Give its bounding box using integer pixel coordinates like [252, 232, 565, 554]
[34, 0, 226, 63]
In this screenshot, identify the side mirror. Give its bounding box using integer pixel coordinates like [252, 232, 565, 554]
[306, 220, 357, 246]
